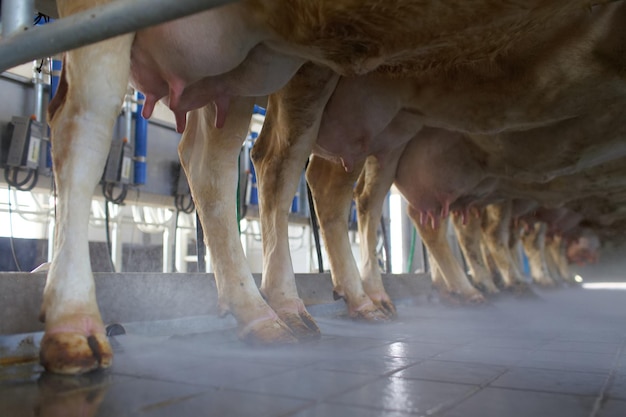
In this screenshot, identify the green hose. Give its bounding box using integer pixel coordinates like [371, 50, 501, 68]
[407, 226, 417, 273]
[236, 151, 242, 235]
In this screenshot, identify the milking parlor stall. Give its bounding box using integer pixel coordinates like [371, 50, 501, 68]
[1, 1, 626, 417]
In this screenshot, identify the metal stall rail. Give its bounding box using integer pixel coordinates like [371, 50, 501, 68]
[0, 0, 240, 72]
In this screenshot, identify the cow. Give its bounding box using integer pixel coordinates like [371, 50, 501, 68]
[253, 0, 626, 317]
[39, 0, 619, 375]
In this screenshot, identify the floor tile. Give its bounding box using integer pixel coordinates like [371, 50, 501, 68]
[609, 373, 626, 400]
[151, 360, 293, 389]
[518, 350, 616, 373]
[311, 355, 417, 376]
[315, 318, 410, 341]
[490, 367, 607, 395]
[394, 360, 506, 385]
[540, 341, 622, 354]
[403, 331, 476, 346]
[305, 336, 391, 353]
[362, 341, 453, 359]
[233, 368, 380, 401]
[434, 346, 530, 367]
[287, 402, 415, 417]
[329, 376, 477, 414]
[598, 400, 626, 417]
[0, 379, 40, 417]
[467, 336, 548, 350]
[440, 387, 596, 417]
[137, 388, 309, 417]
[96, 375, 209, 417]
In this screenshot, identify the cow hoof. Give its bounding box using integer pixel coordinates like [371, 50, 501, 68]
[278, 309, 321, 341]
[504, 281, 537, 297]
[239, 317, 298, 346]
[262, 295, 321, 341]
[535, 279, 557, 288]
[365, 291, 398, 319]
[465, 292, 487, 304]
[473, 282, 500, 295]
[430, 287, 463, 306]
[40, 332, 112, 375]
[351, 303, 391, 322]
[375, 299, 398, 319]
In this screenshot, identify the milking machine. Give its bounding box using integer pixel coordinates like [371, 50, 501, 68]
[1, 115, 44, 192]
[1, 49, 53, 193]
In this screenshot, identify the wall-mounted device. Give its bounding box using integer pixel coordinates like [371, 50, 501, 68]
[1, 116, 45, 191]
[103, 139, 133, 185]
[3, 116, 44, 170]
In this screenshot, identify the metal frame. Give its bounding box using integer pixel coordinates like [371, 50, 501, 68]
[0, 0, 240, 72]
[1, 0, 35, 38]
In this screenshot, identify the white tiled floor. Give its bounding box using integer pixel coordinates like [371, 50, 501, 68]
[2, 286, 626, 417]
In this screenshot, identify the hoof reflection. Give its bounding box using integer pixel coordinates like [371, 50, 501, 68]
[35, 372, 110, 417]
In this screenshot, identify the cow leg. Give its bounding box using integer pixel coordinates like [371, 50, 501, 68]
[427, 251, 454, 303]
[544, 240, 564, 283]
[522, 222, 557, 287]
[509, 223, 525, 276]
[41, 19, 134, 373]
[306, 156, 389, 321]
[549, 235, 573, 282]
[480, 240, 502, 285]
[354, 154, 406, 317]
[428, 252, 445, 289]
[251, 64, 339, 340]
[411, 214, 485, 303]
[481, 202, 527, 291]
[452, 212, 499, 294]
[179, 101, 295, 344]
[522, 222, 555, 287]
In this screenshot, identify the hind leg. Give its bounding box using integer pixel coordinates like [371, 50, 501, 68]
[453, 212, 499, 294]
[354, 154, 407, 317]
[306, 156, 389, 321]
[413, 215, 485, 304]
[251, 64, 339, 339]
[481, 202, 528, 292]
[179, 101, 296, 345]
[522, 222, 557, 287]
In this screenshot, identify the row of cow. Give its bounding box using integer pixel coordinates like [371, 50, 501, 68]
[35, 0, 624, 374]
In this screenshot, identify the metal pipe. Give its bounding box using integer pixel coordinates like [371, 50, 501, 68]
[32, 59, 46, 122]
[1, 0, 34, 37]
[0, 0, 240, 72]
[124, 89, 133, 145]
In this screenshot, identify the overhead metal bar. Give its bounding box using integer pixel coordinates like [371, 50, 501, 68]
[0, 0, 240, 72]
[1, 0, 35, 38]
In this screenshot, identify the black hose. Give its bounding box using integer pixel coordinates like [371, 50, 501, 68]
[174, 193, 194, 214]
[104, 201, 116, 272]
[173, 192, 195, 272]
[4, 166, 39, 191]
[102, 182, 127, 205]
[196, 211, 206, 273]
[305, 180, 324, 273]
